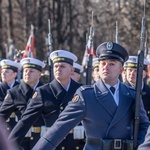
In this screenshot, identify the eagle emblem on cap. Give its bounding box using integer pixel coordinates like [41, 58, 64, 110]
[3, 61, 6, 65]
[106, 42, 113, 50]
[26, 59, 30, 63]
[53, 52, 59, 57]
[129, 57, 136, 62]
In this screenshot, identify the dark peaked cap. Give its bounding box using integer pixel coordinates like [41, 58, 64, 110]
[96, 42, 129, 63]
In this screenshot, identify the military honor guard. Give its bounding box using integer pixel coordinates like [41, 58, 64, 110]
[33, 42, 149, 150]
[0, 57, 45, 149]
[71, 62, 84, 82]
[92, 57, 100, 83]
[9, 50, 84, 150]
[124, 56, 150, 120]
[0, 59, 20, 106]
[0, 59, 21, 136]
[121, 61, 127, 82]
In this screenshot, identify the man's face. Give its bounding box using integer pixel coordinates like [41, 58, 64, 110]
[53, 62, 74, 82]
[92, 67, 100, 82]
[23, 68, 41, 86]
[1, 69, 17, 83]
[126, 68, 137, 86]
[126, 67, 146, 86]
[99, 59, 123, 85]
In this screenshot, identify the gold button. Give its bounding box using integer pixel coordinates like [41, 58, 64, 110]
[61, 147, 65, 150]
[60, 106, 63, 110]
[76, 146, 79, 150]
[30, 137, 34, 140]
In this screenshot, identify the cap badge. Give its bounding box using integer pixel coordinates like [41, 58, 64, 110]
[106, 42, 113, 50]
[129, 57, 136, 63]
[53, 52, 59, 57]
[3, 61, 6, 65]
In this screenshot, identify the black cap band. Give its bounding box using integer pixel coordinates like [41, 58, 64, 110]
[126, 62, 147, 71]
[53, 57, 73, 65]
[74, 68, 80, 74]
[2, 65, 18, 72]
[23, 63, 42, 71]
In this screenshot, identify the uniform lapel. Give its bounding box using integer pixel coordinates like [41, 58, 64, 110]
[20, 81, 33, 101]
[50, 79, 67, 101]
[60, 79, 81, 106]
[107, 83, 134, 128]
[94, 79, 118, 117]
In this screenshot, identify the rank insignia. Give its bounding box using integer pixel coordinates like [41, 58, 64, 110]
[32, 92, 38, 99]
[72, 95, 79, 102]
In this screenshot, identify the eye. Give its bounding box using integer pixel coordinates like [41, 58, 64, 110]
[110, 63, 115, 66]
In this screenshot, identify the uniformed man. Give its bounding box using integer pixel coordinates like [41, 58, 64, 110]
[0, 59, 21, 149]
[9, 50, 84, 150]
[71, 62, 83, 82]
[92, 57, 100, 83]
[32, 42, 149, 150]
[0, 57, 46, 149]
[0, 59, 21, 106]
[121, 62, 127, 82]
[124, 56, 150, 120]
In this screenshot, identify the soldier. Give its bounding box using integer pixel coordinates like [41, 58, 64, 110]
[9, 50, 84, 150]
[0, 57, 45, 149]
[92, 57, 100, 83]
[121, 62, 127, 82]
[71, 62, 83, 82]
[32, 42, 149, 150]
[124, 56, 150, 120]
[0, 59, 20, 106]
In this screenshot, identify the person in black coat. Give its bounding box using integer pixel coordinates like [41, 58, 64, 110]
[124, 56, 150, 120]
[71, 62, 83, 82]
[9, 50, 84, 150]
[0, 57, 46, 149]
[0, 59, 21, 106]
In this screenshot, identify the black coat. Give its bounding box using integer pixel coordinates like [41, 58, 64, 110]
[9, 79, 82, 145]
[0, 81, 19, 107]
[0, 80, 43, 121]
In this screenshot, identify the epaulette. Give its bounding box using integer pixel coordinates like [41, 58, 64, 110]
[80, 85, 94, 91]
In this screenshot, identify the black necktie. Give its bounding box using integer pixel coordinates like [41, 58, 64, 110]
[110, 87, 115, 94]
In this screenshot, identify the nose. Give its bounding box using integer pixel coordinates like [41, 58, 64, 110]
[25, 70, 30, 75]
[131, 70, 136, 75]
[103, 63, 109, 70]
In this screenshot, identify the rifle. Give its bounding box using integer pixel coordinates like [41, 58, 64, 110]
[86, 11, 94, 85]
[144, 31, 148, 58]
[115, 21, 120, 44]
[48, 19, 54, 81]
[134, 2, 146, 148]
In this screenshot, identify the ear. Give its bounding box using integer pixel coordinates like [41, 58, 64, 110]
[13, 72, 17, 78]
[71, 66, 75, 73]
[120, 66, 124, 74]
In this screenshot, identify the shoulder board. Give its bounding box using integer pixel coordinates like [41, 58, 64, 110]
[80, 85, 94, 91]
